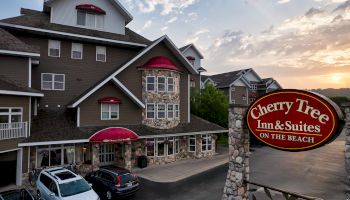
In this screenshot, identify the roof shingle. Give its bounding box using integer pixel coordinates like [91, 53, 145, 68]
[21, 110, 227, 144]
[0, 28, 39, 53]
[0, 8, 150, 46]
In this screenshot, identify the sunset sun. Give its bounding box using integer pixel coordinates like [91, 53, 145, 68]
[330, 74, 342, 82]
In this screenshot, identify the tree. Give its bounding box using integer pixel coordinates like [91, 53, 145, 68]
[329, 96, 349, 108]
[190, 84, 228, 128]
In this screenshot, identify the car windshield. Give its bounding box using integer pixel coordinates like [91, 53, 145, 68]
[0, 190, 33, 200]
[59, 179, 91, 197]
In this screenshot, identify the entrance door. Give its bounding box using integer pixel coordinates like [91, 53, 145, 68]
[98, 144, 115, 166]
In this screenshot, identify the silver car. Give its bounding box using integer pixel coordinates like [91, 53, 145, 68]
[36, 167, 99, 200]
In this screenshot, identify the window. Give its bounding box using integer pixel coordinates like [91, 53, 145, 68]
[167, 104, 174, 119]
[188, 136, 196, 152]
[48, 40, 60, 57]
[40, 174, 52, 189]
[189, 59, 195, 66]
[157, 77, 166, 92]
[96, 46, 106, 62]
[49, 181, 59, 196]
[201, 134, 212, 152]
[242, 96, 247, 101]
[175, 104, 180, 119]
[36, 145, 75, 167]
[156, 138, 165, 157]
[101, 104, 119, 120]
[146, 139, 155, 157]
[146, 104, 155, 119]
[167, 137, 174, 156]
[99, 144, 115, 164]
[157, 104, 166, 119]
[251, 84, 257, 90]
[71, 43, 83, 59]
[146, 76, 156, 92]
[190, 81, 195, 88]
[167, 77, 174, 92]
[41, 73, 65, 91]
[0, 108, 22, 124]
[77, 11, 104, 29]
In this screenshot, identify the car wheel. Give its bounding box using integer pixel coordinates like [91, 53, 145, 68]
[106, 190, 112, 200]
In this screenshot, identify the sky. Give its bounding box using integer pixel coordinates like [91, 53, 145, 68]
[0, 0, 350, 89]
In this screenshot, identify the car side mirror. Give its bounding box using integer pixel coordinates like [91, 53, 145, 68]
[49, 193, 56, 197]
[89, 183, 93, 187]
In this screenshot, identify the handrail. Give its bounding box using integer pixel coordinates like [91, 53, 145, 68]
[245, 180, 323, 200]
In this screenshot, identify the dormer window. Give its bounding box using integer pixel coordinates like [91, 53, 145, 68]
[251, 84, 257, 90]
[76, 5, 105, 29]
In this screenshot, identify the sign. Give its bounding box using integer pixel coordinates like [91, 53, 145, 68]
[246, 89, 344, 151]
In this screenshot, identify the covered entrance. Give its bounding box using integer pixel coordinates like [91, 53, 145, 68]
[89, 127, 138, 169]
[0, 150, 17, 187]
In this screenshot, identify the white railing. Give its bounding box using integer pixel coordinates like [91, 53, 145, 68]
[0, 122, 28, 140]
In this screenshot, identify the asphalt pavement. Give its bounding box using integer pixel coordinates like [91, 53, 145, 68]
[132, 163, 228, 200]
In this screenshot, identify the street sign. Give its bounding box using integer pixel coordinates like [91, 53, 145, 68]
[246, 89, 344, 151]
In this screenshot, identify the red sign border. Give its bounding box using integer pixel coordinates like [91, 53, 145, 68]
[246, 89, 342, 152]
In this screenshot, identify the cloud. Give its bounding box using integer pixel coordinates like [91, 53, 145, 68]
[277, 0, 291, 4]
[203, 0, 350, 89]
[185, 29, 210, 44]
[137, 20, 152, 32]
[167, 16, 178, 23]
[161, 26, 169, 32]
[130, 0, 199, 15]
[185, 12, 198, 23]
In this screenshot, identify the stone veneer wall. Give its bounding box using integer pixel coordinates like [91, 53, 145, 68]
[130, 135, 216, 167]
[223, 105, 249, 200]
[142, 69, 181, 129]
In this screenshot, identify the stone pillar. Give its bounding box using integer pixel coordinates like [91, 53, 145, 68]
[124, 141, 132, 170]
[342, 103, 350, 194]
[92, 144, 100, 170]
[223, 105, 249, 200]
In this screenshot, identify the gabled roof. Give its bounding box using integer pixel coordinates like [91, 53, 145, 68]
[0, 78, 43, 97]
[44, 0, 133, 24]
[0, 8, 149, 47]
[205, 69, 245, 88]
[179, 43, 204, 59]
[0, 28, 40, 57]
[68, 35, 199, 108]
[263, 78, 283, 89]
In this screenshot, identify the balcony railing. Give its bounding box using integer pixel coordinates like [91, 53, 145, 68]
[0, 122, 28, 140]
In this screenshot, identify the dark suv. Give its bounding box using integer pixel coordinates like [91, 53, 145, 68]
[85, 166, 139, 199]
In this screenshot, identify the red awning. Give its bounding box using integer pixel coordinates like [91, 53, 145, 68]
[186, 56, 195, 61]
[139, 56, 182, 72]
[89, 127, 138, 143]
[98, 97, 121, 104]
[76, 4, 106, 15]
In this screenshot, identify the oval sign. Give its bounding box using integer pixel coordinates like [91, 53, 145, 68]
[246, 89, 343, 151]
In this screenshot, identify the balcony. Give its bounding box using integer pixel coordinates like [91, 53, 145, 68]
[0, 122, 28, 140]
